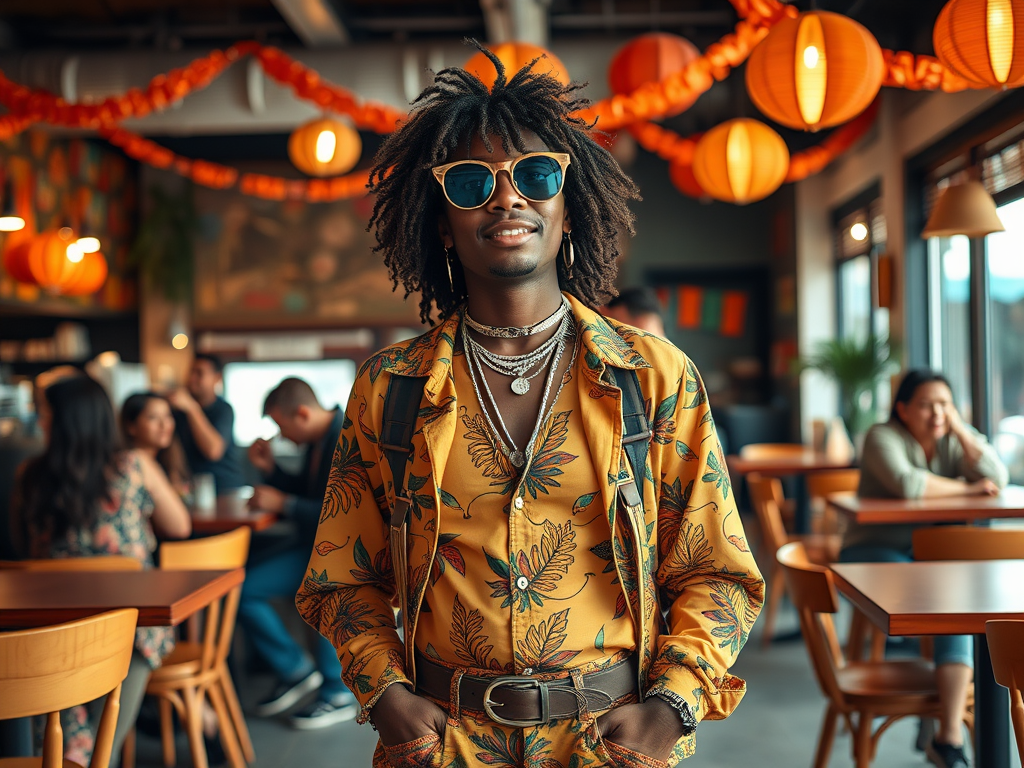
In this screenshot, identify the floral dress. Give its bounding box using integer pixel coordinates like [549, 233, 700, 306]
[28, 452, 175, 764]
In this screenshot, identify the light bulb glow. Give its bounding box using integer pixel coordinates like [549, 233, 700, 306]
[726, 122, 753, 202]
[850, 222, 869, 241]
[795, 14, 827, 127]
[0, 216, 25, 232]
[58, 226, 74, 240]
[315, 129, 337, 164]
[171, 333, 189, 350]
[66, 242, 84, 263]
[76, 236, 100, 253]
[987, 0, 1014, 84]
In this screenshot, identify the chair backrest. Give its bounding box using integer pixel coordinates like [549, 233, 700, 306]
[913, 526, 1024, 562]
[739, 442, 808, 460]
[985, 620, 1024, 760]
[0, 556, 143, 571]
[776, 542, 847, 706]
[805, 469, 861, 501]
[158, 528, 250, 672]
[0, 608, 139, 768]
[747, 473, 789, 553]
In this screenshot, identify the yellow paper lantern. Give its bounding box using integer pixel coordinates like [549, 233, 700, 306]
[745, 11, 884, 131]
[62, 250, 108, 296]
[464, 43, 570, 91]
[691, 119, 790, 205]
[288, 117, 361, 177]
[934, 0, 1024, 88]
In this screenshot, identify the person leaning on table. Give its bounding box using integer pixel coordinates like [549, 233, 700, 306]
[842, 368, 1008, 768]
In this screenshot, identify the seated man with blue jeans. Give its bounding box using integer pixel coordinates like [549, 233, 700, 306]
[242, 377, 356, 728]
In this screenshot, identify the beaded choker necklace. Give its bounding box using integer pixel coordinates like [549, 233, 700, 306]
[465, 297, 569, 339]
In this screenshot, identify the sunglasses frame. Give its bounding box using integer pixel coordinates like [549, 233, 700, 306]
[431, 152, 571, 210]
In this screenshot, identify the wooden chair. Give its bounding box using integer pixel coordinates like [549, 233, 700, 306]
[777, 542, 969, 768]
[747, 473, 841, 647]
[739, 442, 809, 460]
[143, 527, 252, 768]
[806, 468, 861, 536]
[985, 620, 1024, 761]
[0, 608, 139, 768]
[0, 556, 142, 571]
[913, 526, 1024, 562]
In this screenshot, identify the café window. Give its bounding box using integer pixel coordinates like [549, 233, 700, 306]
[834, 195, 889, 345]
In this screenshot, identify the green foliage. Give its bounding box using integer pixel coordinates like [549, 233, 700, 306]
[129, 183, 198, 303]
[798, 334, 900, 436]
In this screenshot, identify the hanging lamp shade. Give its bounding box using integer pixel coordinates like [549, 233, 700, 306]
[608, 33, 701, 113]
[27, 229, 81, 292]
[2, 238, 34, 283]
[464, 43, 570, 91]
[745, 11, 885, 131]
[61, 250, 108, 296]
[922, 180, 1006, 238]
[668, 158, 707, 199]
[934, 0, 1024, 88]
[692, 119, 790, 205]
[288, 117, 361, 177]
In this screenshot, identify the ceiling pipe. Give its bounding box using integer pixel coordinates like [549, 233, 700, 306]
[270, 0, 349, 47]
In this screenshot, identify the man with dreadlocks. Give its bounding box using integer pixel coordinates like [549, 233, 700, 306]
[296, 45, 763, 767]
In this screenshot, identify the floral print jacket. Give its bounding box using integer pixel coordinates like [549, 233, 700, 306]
[296, 295, 764, 760]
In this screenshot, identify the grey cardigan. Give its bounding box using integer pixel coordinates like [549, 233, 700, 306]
[846, 419, 1009, 551]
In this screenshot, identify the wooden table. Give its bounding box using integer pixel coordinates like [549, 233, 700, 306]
[0, 568, 245, 628]
[832, 560, 1024, 768]
[190, 494, 278, 534]
[828, 484, 1024, 525]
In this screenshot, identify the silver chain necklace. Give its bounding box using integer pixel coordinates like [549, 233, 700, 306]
[462, 314, 577, 468]
[465, 296, 569, 339]
[465, 323, 563, 395]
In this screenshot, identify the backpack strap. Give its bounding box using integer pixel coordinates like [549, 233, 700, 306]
[607, 367, 651, 516]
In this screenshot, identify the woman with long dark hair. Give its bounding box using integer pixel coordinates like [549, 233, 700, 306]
[121, 392, 192, 502]
[12, 376, 191, 767]
[845, 368, 1008, 768]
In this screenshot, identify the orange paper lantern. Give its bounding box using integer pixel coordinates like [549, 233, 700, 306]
[609, 33, 701, 114]
[27, 229, 80, 292]
[668, 160, 707, 199]
[288, 117, 361, 177]
[691, 119, 789, 204]
[745, 11, 884, 131]
[464, 43, 570, 91]
[2, 238, 34, 283]
[62, 250, 108, 296]
[934, 0, 1024, 88]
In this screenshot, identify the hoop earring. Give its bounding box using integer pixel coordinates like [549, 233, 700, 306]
[444, 246, 454, 292]
[562, 232, 574, 279]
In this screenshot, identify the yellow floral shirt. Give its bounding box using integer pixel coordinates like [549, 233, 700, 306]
[296, 295, 764, 761]
[415, 349, 636, 673]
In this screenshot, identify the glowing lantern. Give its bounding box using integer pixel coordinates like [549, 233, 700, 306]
[27, 229, 81, 292]
[934, 0, 1024, 88]
[668, 159, 707, 199]
[691, 119, 790, 205]
[2, 239, 34, 283]
[62, 250, 108, 296]
[464, 43, 570, 91]
[288, 117, 361, 177]
[745, 11, 884, 131]
[609, 33, 701, 114]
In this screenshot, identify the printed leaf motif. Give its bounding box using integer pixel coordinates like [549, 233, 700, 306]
[349, 536, 392, 590]
[675, 440, 697, 462]
[461, 411, 515, 485]
[595, 625, 606, 653]
[484, 548, 512, 609]
[439, 488, 463, 511]
[673, 520, 716, 578]
[450, 594, 494, 669]
[469, 727, 522, 768]
[572, 492, 598, 515]
[357, 400, 377, 444]
[418, 395, 455, 430]
[509, 521, 576, 611]
[702, 579, 759, 655]
[701, 450, 732, 500]
[431, 532, 467, 585]
[514, 608, 581, 672]
[652, 393, 678, 445]
[519, 411, 577, 499]
[589, 539, 618, 576]
[683, 359, 708, 409]
[315, 539, 348, 557]
[614, 591, 628, 620]
[580, 317, 647, 369]
[322, 435, 370, 521]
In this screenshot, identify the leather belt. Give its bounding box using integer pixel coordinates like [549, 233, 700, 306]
[415, 651, 638, 727]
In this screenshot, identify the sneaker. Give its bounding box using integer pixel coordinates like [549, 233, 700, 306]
[925, 739, 970, 768]
[288, 694, 359, 730]
[915, 718, 936, 751]
[253, 670, 323, 717]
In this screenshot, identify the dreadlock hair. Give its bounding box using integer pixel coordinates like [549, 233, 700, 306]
[367, 42, 641, 325]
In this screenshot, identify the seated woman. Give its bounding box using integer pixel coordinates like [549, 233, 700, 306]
[11, 376, 192, 767]
[121, 392, 193, 504]
[844, 368, 1008, 768]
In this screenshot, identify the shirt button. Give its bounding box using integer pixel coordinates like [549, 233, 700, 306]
[516, 576, 530, 589]
[513, 497, 524, 510]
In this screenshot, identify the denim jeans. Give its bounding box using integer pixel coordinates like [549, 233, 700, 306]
[839, 544, 974, 668]
[237, 546, 347, 698]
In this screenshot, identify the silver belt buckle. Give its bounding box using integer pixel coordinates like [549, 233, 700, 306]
[482, 676, 550, 727]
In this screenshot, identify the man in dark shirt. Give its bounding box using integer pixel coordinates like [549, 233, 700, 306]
[240, 377, 356, 729]
[169, 353, 245, 493]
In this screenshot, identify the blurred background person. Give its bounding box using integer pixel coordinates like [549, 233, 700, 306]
[241, 377, 356, 728]
[121, 392, 192, 503]
[603, 286, 667, 337]
[10, 375, 192, 767]
[169, 353, 245, 494]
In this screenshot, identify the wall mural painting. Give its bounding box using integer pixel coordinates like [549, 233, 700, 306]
[193, 183, 420, 327]
[0, 129, 137, 312]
